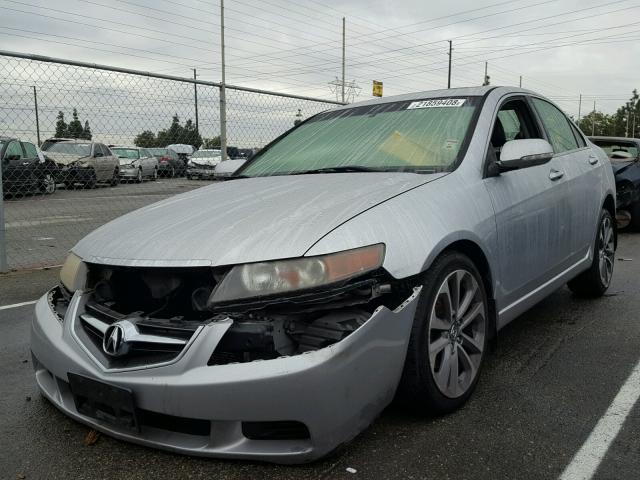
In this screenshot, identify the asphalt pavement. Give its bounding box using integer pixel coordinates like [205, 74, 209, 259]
[2, 177, 212, 271]
[1, 234, 639, 479]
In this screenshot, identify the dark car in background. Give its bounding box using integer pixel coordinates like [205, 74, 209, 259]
[147, 148, 184, 177]
[590, 136, 640, 229]
[1, 137, 57, 196]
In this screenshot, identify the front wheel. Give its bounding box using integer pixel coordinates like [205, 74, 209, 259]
[136, 168, 143, 183]
[568, 208, 615, 297]
[40, 173, 56, 194]
[398, 252, 489, 414]
[110, 168, 120, 187]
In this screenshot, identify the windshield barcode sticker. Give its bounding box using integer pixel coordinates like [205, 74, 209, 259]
[407, 99, 466, 109]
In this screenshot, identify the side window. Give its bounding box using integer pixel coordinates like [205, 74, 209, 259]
[102, 145, 113, 157]
[22, 142, 37, 158]
[531, 98, 578, 153]
[570, 123, 586, 148]
[490, 98, 542, 161]
[5, 141, 23, 159]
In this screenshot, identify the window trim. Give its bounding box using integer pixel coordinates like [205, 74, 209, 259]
[529, 96, 581, 155]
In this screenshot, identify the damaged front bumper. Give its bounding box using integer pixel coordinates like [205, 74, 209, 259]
[31, 286, 421, 463]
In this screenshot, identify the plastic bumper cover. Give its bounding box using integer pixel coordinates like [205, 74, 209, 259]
[31, 287, 421, 463]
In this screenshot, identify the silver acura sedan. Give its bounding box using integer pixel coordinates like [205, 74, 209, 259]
[31, 86, 616, 463]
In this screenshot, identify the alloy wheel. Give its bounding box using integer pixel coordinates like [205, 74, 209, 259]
[598, 215, 615, 287]
[42, 173, 56, 194]
[428, 269, 486, 398]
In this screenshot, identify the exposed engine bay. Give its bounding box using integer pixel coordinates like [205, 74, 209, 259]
[68, 263, 412, 366]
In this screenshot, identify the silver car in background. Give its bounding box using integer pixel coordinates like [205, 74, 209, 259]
[31, 87, 616, 463]
[110, 146, 158, 183]
[187, 149, 222, 180]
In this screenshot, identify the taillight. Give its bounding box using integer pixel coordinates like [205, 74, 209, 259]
[160, 156, 169, 163]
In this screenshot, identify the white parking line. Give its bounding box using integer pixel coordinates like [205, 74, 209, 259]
[559, 358, 640, 480]
[0, 300, 37, 311]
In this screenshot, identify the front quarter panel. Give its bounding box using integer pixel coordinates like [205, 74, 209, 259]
[305, 172, 498, 289]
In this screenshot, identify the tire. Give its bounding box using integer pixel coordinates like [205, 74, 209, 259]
[397, 251, 489, 414]
[169, 166, 175, 178]
[84, 170, 97, 189]
[136, 168, 143, 183]
[629, 202, 640, 232]
[152, 168, 158, 181]
[568, 208, 615, 297]
[110, 168, 120, 187]
[40, 173, 56, 195]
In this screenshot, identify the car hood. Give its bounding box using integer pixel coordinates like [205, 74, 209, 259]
[45, 152, 85, 165]
[611, 160, 636, 176]
[73, 172, 445, 267]
[190, 157, 221, 166]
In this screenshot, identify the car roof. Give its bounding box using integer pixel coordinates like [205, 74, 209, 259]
[331, 86, 536, 111]
[110, 145, 140, 149]
[0, 136, 16, 142]
[57, 139, 93, 144]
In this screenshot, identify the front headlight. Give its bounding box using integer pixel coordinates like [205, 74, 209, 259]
[209, 244, 385, 304]
[59, 252, 87, 291]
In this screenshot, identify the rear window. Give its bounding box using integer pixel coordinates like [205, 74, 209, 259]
[592, 140, 639, 161]
[148, 148, 168, 156]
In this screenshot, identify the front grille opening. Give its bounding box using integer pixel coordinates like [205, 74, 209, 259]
[138, 409, 211, 437]
[242, 421, 310, 441]
[48, 285, 71, 321]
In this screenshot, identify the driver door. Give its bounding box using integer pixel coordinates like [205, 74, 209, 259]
[483, 96, 572, 314]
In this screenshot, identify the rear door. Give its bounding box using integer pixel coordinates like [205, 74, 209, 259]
[530, 98, 599, 262]
[483, 96, 572, 310]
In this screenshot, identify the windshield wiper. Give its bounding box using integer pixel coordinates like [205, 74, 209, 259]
[289, 165, 387, 175]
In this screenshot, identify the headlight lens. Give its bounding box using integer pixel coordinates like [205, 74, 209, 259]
[59, 252, 87, 291]
[209, 244, 385, 304]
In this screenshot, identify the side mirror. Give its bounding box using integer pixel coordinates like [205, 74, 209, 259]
[496, 139, 554, 171]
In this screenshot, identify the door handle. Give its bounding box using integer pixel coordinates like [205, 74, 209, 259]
[589, 155, 599, 165]
[549, 169, 564, 181]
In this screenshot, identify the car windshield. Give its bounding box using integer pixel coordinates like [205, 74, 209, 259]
[111, 148, 140, 159]
[148, 148, 168, 156]
[240, 97, 480, 177]
[193, 150, 220, 158]
[47, 142, 91, 156]
[592, 140, 639, 162]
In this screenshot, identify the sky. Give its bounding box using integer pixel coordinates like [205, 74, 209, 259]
[1, 0, 639, 144]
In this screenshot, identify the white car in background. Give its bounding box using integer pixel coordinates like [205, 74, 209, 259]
[187, 149, 222, 180]
[110, 146, 158, 183]
[214, 158, 247, 179]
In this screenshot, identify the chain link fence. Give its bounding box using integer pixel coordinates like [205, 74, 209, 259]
[0, 51, 342, 272]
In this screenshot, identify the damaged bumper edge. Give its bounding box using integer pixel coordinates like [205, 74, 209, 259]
[30, 287, 422, 463]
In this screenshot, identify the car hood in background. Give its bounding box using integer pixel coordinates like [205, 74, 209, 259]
[190, 157, 221, 167]
[215, 159, 246, 174]
[611, 160, 636, 176]
[73, 172, 445, 267]
[44, 152, 84, 165]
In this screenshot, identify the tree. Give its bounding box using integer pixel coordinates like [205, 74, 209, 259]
[67, 108, 84, 139]
[55, 111, 68, 138]
[134, 130, 158, 148]
[202, 136, 221, 148]
[81, 120, 92, 140]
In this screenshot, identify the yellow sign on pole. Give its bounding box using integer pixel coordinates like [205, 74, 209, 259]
[372, 80, 383, 97]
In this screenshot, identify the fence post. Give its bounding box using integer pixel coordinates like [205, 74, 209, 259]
[0, 164, 7, 273]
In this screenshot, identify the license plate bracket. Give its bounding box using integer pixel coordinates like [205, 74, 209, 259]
[68, 373, 139, 432]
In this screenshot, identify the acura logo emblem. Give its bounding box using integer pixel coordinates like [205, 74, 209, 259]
[103, 322, 130, 357]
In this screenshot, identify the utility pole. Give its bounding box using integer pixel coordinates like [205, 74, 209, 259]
[519, 75, 522, 88]
[577, 94, 582, 122]
[626, 108, 630, 137]
[633, 112, 636, 138]
[219, 0, 227, 161]
[193, 69, 199, 137]
[341, 17, 345, 104]
[482, 61, 489, 86]
[592, 101, 596, 136]
[32, 85, 40, 146]
[447, 40, 452, 89]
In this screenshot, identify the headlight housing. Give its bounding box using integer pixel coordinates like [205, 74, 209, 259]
[209, 244, 385, 305]
[59, 252, 87, 291]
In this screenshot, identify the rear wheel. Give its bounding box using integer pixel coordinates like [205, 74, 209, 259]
[110, 168, 120, 187]
[568, 208, 615, 297]
[152, 168, 158, 181]
[40, 173, 56, 194]
[398, 252, 488, 414]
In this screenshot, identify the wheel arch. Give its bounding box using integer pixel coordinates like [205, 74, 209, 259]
[420, 238, 498, 341]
